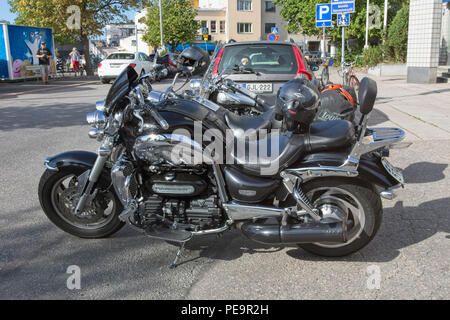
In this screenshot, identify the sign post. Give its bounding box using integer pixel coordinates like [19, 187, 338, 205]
[337, 14, 350, 84]
[316, 4, 332, 58]
[332, 0, 353, 85]
[201, 28, 209, 52]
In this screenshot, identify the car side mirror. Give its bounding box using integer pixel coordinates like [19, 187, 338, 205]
[310, 65, 319, 72]
[358, 77, 377, 115]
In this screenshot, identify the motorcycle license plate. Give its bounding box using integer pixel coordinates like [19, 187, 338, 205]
[243, 83, 273, 93]
[381, 158, 405, 185]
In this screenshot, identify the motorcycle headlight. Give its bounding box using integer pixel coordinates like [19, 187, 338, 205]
[96, 100, 106, 112]
[86, 110, 107, 129]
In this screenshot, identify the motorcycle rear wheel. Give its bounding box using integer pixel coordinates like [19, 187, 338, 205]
[296, 178, 382, 257]
[38, 168, 124, 238]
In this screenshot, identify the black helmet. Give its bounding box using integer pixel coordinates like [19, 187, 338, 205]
[276, 78, 320, 130]
[177, 46, 210, 75]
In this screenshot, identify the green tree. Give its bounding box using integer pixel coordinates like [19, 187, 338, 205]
[275, 0, 409, 51]
[9, 0, 144, 75]
[142, 0, 199, 52]
[387, 5, 409, 62]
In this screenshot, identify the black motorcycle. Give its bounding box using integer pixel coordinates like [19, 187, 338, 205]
[39, 59, 408, 268]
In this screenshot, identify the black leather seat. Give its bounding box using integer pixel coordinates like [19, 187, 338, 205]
[306, 120, 355, 152]
[227, 120, 354, 177]
[225, 108, 276, 134]
[228, 132, 306, 176]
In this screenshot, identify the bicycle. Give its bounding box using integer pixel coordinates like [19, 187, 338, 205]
[321, 57, 334, 85]
[338, 56, 362, 91]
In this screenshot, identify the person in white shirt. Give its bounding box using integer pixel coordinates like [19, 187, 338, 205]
[69, 47, 81, 77]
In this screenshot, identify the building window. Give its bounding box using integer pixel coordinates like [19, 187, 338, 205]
[211, 20, 217, 33]
[201, 20, 207, 29]
[265, 23, 276, 34]
[265, 1, 276, 12]
[237, 0, 252, 11]
[237, 23, 252, 34]
[220, 21, 226, 33]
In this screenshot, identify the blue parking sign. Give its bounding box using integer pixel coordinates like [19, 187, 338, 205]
[316, 4, 332, 27]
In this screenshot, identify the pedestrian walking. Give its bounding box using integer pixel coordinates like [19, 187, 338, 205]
[69, 47, 81, 77]
[36, 41, 52, 84]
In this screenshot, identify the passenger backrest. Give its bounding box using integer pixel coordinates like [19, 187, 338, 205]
[358, 77, 377, 115]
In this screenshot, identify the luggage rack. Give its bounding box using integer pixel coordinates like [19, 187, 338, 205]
[366, 127, 405, 145]
[342, 127, 406, 170]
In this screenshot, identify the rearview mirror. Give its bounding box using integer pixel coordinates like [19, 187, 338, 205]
[157, 46, 169, 57]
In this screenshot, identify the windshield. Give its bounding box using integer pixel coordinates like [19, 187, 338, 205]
[105, 66, 138, 112]
[107, 53, 135, 60]
[218, 44, 298, 74]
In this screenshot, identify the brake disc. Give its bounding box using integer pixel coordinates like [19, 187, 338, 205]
[58, 187, 105, 224]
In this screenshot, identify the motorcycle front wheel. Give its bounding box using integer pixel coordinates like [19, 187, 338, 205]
[38, 168, 124, 238]
[295, 178, 382, 257]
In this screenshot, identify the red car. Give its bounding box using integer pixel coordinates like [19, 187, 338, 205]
[212, 41, 315, 105]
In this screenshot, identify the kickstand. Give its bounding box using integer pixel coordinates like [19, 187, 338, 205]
[169, 241, 186, 270]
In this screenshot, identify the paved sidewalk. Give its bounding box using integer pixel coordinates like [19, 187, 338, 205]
[0, 76, 100, 97]
[327, 67, 450, 142]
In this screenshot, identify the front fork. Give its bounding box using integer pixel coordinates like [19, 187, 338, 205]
[75, 136, 115, 214]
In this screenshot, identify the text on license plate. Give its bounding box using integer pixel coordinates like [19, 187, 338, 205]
[243, 83, 273, 93]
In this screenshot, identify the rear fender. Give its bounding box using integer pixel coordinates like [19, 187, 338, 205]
[296, 152, 399, 189]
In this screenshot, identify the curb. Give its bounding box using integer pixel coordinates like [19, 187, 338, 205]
[0, 80, 100, 98]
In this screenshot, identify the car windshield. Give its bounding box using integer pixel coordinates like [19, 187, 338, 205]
[106, 53, 135, 60]
[218, 44, 298, 74]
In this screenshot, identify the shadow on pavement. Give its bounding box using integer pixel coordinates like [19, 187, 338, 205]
[176, 196, 450, 264]
[285, 197, 450, 262]
[368, 108, 390, 126]
[0, 102, 94, 131]
[2, 196, 448, 298]
[403, 162, 448, 184]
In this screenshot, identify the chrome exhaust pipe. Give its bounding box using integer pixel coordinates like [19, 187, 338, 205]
[241, 221, 347, 244]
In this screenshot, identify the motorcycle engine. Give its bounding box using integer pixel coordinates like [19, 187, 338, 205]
[141, 194, 222, 230]
[130, 131, 224, 230]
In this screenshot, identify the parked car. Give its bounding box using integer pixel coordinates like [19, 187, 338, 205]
[98, 51, 153, 84]
[212, 41, 315, 105]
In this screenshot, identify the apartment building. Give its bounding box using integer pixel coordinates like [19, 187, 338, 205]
[132, 0, 324, 54]
[195, 0, 322, 50]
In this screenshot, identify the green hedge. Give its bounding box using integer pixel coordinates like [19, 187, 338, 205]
[387, 5, 409, 62]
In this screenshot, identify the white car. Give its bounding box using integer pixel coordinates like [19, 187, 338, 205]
[98, 51, 153, 84]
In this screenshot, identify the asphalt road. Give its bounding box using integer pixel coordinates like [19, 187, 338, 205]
[0, 76, 449, 299]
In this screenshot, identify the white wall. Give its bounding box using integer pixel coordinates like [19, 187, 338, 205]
[133, 9, 151, 54]
[199, 0, 227, 9]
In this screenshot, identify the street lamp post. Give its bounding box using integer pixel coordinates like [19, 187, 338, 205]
[365, 0, 370, 49]
[135, 25, 138, 53]
[159, 0, 164, 47]
[384, 0, 388, 34]
[154, 0, 164, 65]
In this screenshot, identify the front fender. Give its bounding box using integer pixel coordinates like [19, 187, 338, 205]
[45, 151, 98, 171]
[44, 151, 112, 189]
